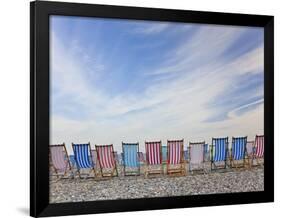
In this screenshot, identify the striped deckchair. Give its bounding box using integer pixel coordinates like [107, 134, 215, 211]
[188, 141, 205, 173]
[122, 142, 140, 176]
[252, 135, 264, 166]
[167, 139, 185, 176]
[210, 137, 229, 170]
[72, 143, 96, 178]
[95, 144, 118, 177]
[230, 136, 247, 168]
[144, 141, 163, 178]
[49, 143, 72, 179]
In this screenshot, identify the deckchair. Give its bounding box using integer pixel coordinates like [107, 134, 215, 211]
[252, 135, 264, 166]
[230, 136, 247, 168]
[144, 141, 164, 178]
[72, 143, 96, 178]
[122, 142, 140, 176]
[188, 141, 205, 173]
[49, 143, 72, 179]
[167, 139, 186, 176]
[210, 137, 229, 170]
[95, 144, 118, 177]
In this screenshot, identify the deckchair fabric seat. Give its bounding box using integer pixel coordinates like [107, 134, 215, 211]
[145, 141, 163, 178]
[230, 136, 247, 168]
[122, 142, 140, 176]
[167, 139, 185, 176]
[49, 143, 72, 179]
[189, 142, 205, 173]
[232, 137, 247, 160]
[73, 144, 93, 169]
[95, 144, 118, 177]
[211, 137, 229, 170]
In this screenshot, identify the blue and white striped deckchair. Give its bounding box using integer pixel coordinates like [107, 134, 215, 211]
[72, 143, 95, 178]
[231, 136, 247, 168]
[122, 142, 140, 176]
[211, 137, 229, 170]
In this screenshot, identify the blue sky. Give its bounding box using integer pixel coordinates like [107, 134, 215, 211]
[50, 16, 264, 153]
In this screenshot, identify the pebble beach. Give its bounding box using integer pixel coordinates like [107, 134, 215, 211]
[50, 164, 264, 203]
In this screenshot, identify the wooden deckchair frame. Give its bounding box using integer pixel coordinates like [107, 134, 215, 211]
[95, 144, 118, 178]
[122, 142, 140, 176]
[167, 139, 186, 176]
[144, 140, 164, 178]
[210, 137, 229, 171]
[230, 136, 248, 168]
[49, 143, 73, 179]
[72, 142, 96, 179]
[188, 141, 205, 174]
[251, 135, 264, 167]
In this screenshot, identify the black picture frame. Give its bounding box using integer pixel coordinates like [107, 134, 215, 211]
[30, 1, 274, 217]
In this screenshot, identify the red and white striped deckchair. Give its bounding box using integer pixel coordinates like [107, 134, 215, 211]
[144, 141, 163, 178]
[49, 143, 72, 179]
[95, 144, 118, 177]
[252, 135, 264, 166]
[167, 139, 185, 176]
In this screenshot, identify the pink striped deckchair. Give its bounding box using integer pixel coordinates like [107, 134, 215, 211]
[95, 144, 118, 177]
[49, 143, 72, 179]
[252, 135, 264, 166]
[189, 141, 205, 173]
[167, 139, 185, 176]
[145, 141, 163, 178]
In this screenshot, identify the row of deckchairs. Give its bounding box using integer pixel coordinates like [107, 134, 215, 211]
[49, 135, 264, 179]
[49, 143, 118, 179]
[210, 135, 264, 170]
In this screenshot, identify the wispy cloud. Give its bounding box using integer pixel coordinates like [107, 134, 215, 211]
[50, 16, 264, 153]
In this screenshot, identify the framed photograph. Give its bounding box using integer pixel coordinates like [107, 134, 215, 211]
[30, 1, 274, 217]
